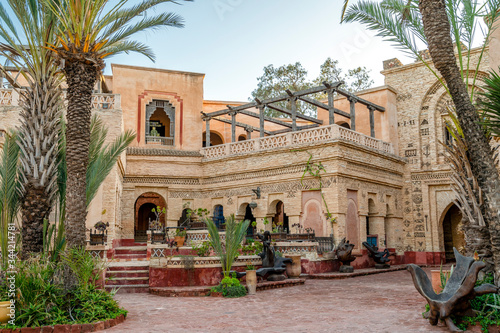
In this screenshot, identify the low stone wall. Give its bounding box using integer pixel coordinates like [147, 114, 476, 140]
[149, 255, 262, 287]
[0, 314, 126, 332]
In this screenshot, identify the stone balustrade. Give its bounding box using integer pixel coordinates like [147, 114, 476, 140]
[0, 89, 120, 110]
[274, 241, 320, 261]
[201, 124, 394, 160]
[185, 230, 226, 247]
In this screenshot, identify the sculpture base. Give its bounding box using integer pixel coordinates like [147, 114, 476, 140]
[267, 274, 287, 281]
[375, 263, 390, 269]
[339, 265, 354, 273]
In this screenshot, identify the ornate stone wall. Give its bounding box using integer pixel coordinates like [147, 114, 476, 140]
[381, 47, 489, 253]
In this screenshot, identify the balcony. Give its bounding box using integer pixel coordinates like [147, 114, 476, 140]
[0, 89, 121, 110]
[201, 124, 394, 160]
[146, 136, 174, 146]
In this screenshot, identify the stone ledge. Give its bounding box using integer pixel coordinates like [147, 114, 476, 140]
[307, 264, 407, 279]
[0, 314, 126, 333]
[149, 278, 306, 297]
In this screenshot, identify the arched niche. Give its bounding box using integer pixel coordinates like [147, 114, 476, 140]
[146, 99, 175, 141]
[202, 131, 224, 146]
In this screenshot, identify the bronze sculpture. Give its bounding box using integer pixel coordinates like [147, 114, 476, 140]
[408, 248, 499, 332]
[362, 241, 391, 268]
[336, 238, 356, 273]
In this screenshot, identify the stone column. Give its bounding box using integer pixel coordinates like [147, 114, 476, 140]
[369, 215, 387, 248]
[205, 117, 211, 147]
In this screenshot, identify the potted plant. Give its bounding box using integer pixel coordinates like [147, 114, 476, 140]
[175, 228, 187, 247]
[0, 300, 11, 325]
[246, 264, 257, 295]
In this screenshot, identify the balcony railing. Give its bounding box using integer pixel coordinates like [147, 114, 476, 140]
[0, 89, 120, 110]
[201, 124, 394, 160]
[146, 136, 174, 146]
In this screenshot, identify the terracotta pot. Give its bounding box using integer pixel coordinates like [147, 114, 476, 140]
[246, 270, 257, 295]
[431, 269, 450, 294]
[174, 236, 185, 247]
[0, 301, 12, 324]
[285, 254, 302, 278]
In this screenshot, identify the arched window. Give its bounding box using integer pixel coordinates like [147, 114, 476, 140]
[213, 205, 225, 229]
[238, 135, 246, 141]
[145, 100, 175, 146]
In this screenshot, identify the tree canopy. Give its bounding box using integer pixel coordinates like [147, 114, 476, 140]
[250, 58, 373, 117]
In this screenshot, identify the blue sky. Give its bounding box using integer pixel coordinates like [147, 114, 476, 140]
[106, 0, 414, 101]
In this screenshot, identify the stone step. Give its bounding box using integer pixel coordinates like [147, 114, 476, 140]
[115, 246, 147, 251]
[105, 284, 149, 294]
[106, 270, 149, 278]
[112, 254, 148, 260]
[106, 277, 150, 286]
[108, 261, 150, 269]
[114, 248, 148, 255]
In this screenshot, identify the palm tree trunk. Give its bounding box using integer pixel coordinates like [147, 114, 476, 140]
[20, 184, 51, 254]
[63, 61, 98, 249]
[18, 79, 62, 256]
[420, 0, 500, 280]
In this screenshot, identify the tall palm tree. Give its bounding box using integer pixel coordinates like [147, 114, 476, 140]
[419, 0, 500, 281]
[42, 0, 189, 248]
[0, 0, 64, 254]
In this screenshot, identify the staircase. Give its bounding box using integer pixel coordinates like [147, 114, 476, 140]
[105, 244, 150, 293]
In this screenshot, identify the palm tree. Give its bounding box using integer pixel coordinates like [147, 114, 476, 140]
[419, 0, 500, 281]
[205, 215, 250, 278]
[42, 0, 189, 248]
[0, 0, 64, 254]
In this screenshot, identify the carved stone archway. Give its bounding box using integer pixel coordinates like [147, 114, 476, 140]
[146, 99, 175, 138]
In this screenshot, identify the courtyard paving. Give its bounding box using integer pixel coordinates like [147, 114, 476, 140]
[108, 268, 451, 333]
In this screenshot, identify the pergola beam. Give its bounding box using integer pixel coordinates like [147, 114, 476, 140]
[210, 116, 272, 135]
[265, 103, 323, 124]
[297, 95, 351, 119]
[203, 81, 345, 118]
[337, 88, 385, 112]
[270, 124, 320, 135]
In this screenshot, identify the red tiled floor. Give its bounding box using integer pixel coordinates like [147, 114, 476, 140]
[107, 268, 450, 333]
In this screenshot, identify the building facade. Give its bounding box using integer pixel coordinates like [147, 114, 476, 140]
[1, 40, 498, 266]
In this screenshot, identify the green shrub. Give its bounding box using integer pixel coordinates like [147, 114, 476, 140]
[0, 251, 126, 329]
[452, 274, 500, 332]
[210, 274, 247, 298]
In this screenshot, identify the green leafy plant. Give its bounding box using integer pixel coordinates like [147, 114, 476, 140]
[450, 274, 500, 332]
[175, 228, 187, 237]
[246, 264, 256, 271]
[192, 241, 212, 257]
[210, 273, 247, 298]
[205, 214, 250, 278]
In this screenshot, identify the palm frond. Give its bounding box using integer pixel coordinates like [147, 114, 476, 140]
[0, 131, 21, 269]
[100, 40, 156, 61]
[86, 116, 135, 206]
[205, 215, 249, 277]
[479, 69, 500, 137]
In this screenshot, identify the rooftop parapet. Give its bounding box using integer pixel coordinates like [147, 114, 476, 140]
[0, 88, 121, 110]
[201, 123, 394, 161]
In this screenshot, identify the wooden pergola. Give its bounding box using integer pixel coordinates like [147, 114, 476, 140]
[200, 81, 385, 147]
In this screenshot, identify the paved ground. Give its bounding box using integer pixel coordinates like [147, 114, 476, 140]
[108, 268, 451, 333]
